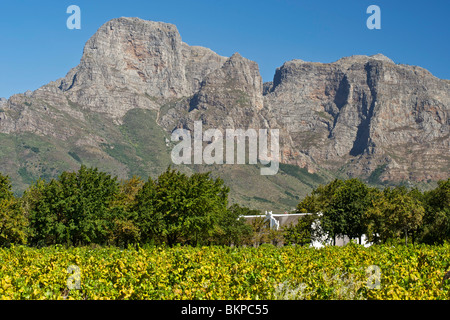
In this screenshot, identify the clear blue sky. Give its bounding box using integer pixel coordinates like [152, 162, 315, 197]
[1, 0, 449, 99]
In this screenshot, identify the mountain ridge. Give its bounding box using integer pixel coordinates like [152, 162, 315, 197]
[0, 17, 448, 211]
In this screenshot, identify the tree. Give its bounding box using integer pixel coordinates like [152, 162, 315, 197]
[215, 204, 253, 246]
[296, 179, 344, 214]
[135, 167, 231, 246]
[418, 179, 450, 244]
[107, 176, 145, 246]
[181, 171, 229, 245]
[20, 179, 46, 220]
[0, 174, 13, 199]
[29, 165, 120, 246]
[0, 173, 28, 246]
[108, 206, 141, 247]
[366, 186, 425, 244]
[322, 179, 372, 244]
[246, 217, 270, 246]
[113, 176, 144, 211]
[283, 213, 318, 246]
[132, 176, 163, 244]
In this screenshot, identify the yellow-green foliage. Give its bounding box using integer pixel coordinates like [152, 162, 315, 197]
[1, 244, 449, 300]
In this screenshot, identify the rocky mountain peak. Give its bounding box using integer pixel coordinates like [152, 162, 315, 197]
[332, 54, 394, 70]
[218, 52, 263, 108]
[54, 17, 228, 119]
[158, 48, 265, 130]
[369, 53, 394, 63]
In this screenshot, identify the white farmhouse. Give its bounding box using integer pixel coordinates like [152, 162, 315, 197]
[240, 211, 373, 248]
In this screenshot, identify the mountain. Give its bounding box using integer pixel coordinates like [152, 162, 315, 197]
[0, 17, 448, 211]
[264, 54, 449, 182]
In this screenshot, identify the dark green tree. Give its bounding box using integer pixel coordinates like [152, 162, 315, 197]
[322, 179, 372, 244]
[296, 179, 344, 213]
[181, 171, 229, 245]
[135, 167, 231, 246]
[29, 165, 119, 246]
[283, 213, 318, 246]
[151, 168, 191, 246]
[418, 179, 450, 244]
[131, 176, 162, 244]
[217, 204, 254, 246]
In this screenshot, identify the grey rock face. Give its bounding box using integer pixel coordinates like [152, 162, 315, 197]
[57, 17, 227, 119]
[264, 55, 449, 180]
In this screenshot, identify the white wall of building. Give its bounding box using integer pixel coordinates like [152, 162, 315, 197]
[241, 211, 374, 248]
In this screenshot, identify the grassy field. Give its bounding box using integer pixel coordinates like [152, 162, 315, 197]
[1, 243, 449, 300]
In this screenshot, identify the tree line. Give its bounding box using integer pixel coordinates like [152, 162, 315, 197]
[0, 166, 258, 247]
[0, 165, 448, 247]
[293, 178, 450, 245]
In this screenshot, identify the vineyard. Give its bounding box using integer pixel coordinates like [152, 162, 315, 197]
[1, 243, 449, 300]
